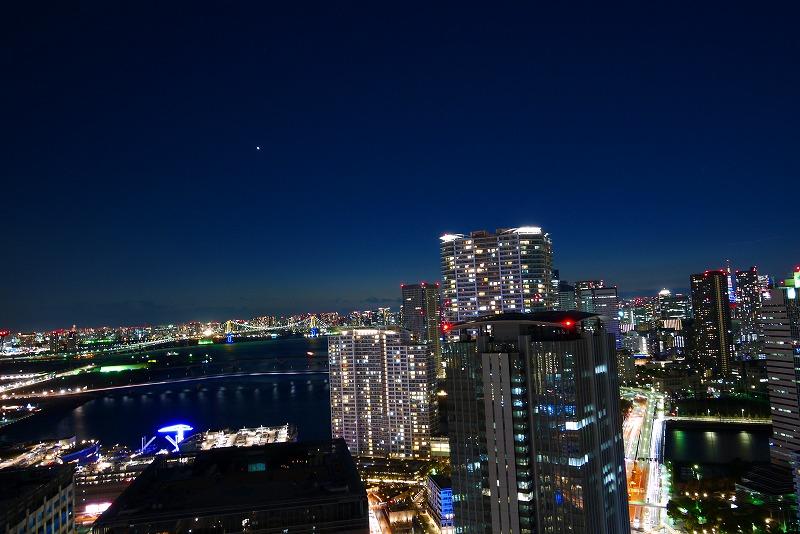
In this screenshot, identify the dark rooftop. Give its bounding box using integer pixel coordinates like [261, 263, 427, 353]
[449, 311, 607, 343]
[428, 474, 452, 489]
[95, 439, 365, 525]
[738, 464, 796, 496]
[454, 311, 599, 328]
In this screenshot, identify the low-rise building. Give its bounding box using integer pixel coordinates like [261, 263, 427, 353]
[93, 439, 368, 534]
[427, 474, 454, 532]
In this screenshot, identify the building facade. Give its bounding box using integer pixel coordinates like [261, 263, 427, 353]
[445, 312, 629, 534]
[690, 270, 734, 378]
[329, 329, 435, 458]
[0, 466, 75, 534]
[440, 227, 554, 322]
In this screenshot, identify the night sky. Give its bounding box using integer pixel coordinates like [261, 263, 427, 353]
[2, 4, 799, 331]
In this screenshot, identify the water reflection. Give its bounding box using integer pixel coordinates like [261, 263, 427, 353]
[665, 425, 770, 463]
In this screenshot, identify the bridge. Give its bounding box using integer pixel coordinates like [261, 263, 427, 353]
[63, 316, 337, 357]
[222, 315, 332, 337]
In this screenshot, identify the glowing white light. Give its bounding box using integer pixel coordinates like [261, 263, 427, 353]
[514, 226, 542, 234]
[85, 502, 111, 515]
[440, 234, 462, 242]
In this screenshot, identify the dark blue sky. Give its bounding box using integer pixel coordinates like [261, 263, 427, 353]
[2, 3, 798, 331]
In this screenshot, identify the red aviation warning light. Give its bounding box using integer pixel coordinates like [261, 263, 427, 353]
[442, 322, 453, 333]
[562, 319, 574, 328]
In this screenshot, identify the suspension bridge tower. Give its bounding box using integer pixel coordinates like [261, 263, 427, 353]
[0, 330, 8, 353]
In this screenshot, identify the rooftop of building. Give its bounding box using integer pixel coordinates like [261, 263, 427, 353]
[449, 312, 606, 343]
[439, 226, 546, 241]
[95, 439, 365, 525]
[179, 424, 296, 451]
[454, 311, 599, 328]
[737, 464, 796, 496]
[428, 474, 451, 489]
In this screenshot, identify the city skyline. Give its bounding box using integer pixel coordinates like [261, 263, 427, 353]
[3, 4, 799, 331]
[4, 5, 800, 533]
[0, 254, 793, 332]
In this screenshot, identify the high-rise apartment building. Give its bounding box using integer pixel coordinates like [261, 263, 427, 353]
[329, 329, 435, 458]
[445, 312, 629, 534]
[690, 270, 734, 378]
[401, 283, 443, 378]
[440, 227, 554, 322]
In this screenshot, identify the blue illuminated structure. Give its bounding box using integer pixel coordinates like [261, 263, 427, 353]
[61, 441, 100, 464]
[427, 475, 454, 529]
[158, 423, 193, 452]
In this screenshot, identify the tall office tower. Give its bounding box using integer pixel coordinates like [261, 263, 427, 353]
[401, 283, 443, 378]
[329, 329, 434, 458]
[690, 270, 734, 378]
[445, 312, 629, 534]
[440, 227, 554, 322]
[736, 267, 764, 358]
[557, 281, 576, 311]
[576, 281, 621, 348]
[658, 289, 692, 320]
[551, 269, 561, 302]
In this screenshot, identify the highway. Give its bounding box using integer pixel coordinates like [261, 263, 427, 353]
[621, 387, 668, 533]
[0, 364, 96, 396]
